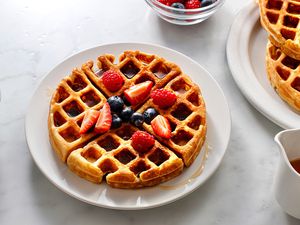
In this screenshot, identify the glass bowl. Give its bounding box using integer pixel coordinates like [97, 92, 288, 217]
[144, 0, 225, 25]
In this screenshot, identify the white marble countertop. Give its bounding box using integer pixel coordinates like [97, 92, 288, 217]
[1, 0, 299, 224]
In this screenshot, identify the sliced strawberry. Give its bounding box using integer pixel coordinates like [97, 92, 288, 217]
[94, 102, 112, 133]
[151, 115, 171, 139]
[124, 81, 153, 105]
[79, 109, 100, 134]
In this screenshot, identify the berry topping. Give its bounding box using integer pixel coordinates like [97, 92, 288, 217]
[130, 112, 145, 127]
[94, 103, 112, 133]
[120, 107, 134, 122]
[185, 0, 201, 9]
[158, 0, 172, 6]
[150, 89, 177, 109]
[101, 70, 124, 92]
[79, 109, 100, 134]
[111, 114, 122, 129]
[201, 0, 214, 7]
[122, 95, 131, 106]
[171, 2, 185, 9]
[151, 115, 171, 139]
[131, 131, 155, 153]
[107, 96, 124, 112]
[124, 81, 153, 105]
[143, 108, 158, 124]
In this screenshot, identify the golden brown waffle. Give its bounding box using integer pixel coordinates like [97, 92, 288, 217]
[137, 74, 206, 167]
[48, 50, 207, 188]
[258, 0, 300, 60]
[266, 40, 300, 111]
[48, 68, 107, 162]
[67, 124, 184, 188]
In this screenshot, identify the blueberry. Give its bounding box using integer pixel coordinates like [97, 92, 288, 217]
[130, 112, 144, 127]
[111, 114, 122, 129]
[201, 0, 214, 7]
[143, 108, 158, 124]
[120, 107, 134, 122]
[107, 96, 124, 112]
[122, 95, 131, 106]
[171, 2, 185, 9]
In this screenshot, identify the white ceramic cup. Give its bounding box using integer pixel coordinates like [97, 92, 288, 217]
[274, 128, 300, 219]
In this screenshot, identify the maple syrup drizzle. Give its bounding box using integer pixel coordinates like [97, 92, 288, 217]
[159, 142, 211, 190]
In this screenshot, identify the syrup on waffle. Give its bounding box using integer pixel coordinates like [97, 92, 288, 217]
[258, 0, 300, 60]
[48, 50, 207, 188]
[266, 40, 300, 111]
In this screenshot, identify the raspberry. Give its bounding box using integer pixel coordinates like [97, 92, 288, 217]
[150, 89, 177, 109]
[101, 70, 124, 92]
[131, 131, 155, 153]
[185, 0, 201, 9]
[158, 0, 171, 6]
[159, 0, 184, 6]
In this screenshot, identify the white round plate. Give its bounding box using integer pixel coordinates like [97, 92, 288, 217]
[227, 1, 300, 129]
[25, 42, 231, 210]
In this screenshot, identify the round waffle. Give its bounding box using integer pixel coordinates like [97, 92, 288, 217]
[266, 40, 300, 111]
[48, 50, 207, 188]
[258, 0, 300, 60]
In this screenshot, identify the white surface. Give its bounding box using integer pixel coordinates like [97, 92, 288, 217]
[25, 42, 231, 210]
[1, 0, 300, 224]
[274, 129, 300, 219]
[226, 1, 300, 129]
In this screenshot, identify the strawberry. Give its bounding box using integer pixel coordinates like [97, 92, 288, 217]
[124, 81, 153, 105]
[94, 103, 112, 133]
[101, 70, 124, 92]
[79, 109, 100, 134]
[131, 131, 155, 153]
[151, 115, 171, 139]
[150, 89, 177, 109]
[185, 0, 201, 9]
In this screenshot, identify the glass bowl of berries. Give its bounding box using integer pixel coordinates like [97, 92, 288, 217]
[144, 0, 225, 25]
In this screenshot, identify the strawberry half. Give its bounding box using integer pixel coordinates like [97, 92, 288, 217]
[94, 102, 112, 133]
[151, 115, 171, 139]
[124, 81, 153, 105]
[79, 109, 100, 134]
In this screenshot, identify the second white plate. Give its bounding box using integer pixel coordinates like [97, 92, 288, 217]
[25, 42, 230, 210]
[227, 1, 300, 129]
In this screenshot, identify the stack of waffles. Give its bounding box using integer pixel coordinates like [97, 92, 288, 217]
[48, 50, 207, 188]
[258, 0, 300, 111]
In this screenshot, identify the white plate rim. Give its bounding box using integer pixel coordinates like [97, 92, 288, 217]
[25, 42, 231, 210]
[226, 1, 300, 129]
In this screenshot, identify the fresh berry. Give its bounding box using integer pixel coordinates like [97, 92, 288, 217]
[131, 131, 155, 153]
[185, 0, 201, 9]
[94, 103, 112, 133]
[124, 81, 153, 105]
[143, 108, 158, 124]
[101, 70, 124, 92]
[151, 115, 171, 139]
[158, 0, 171, 6]
[150, 89, 177, 109]
[122, 95, 131, 106]
[111, 114, 122, 129]
[120, 107, 134, 122]
[107, 96, 124, 112]
[130, 112, 144, 127]
[79, 109, 100, 134]
[171, 2, 185, 9]
[201, 0, 214, 7]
